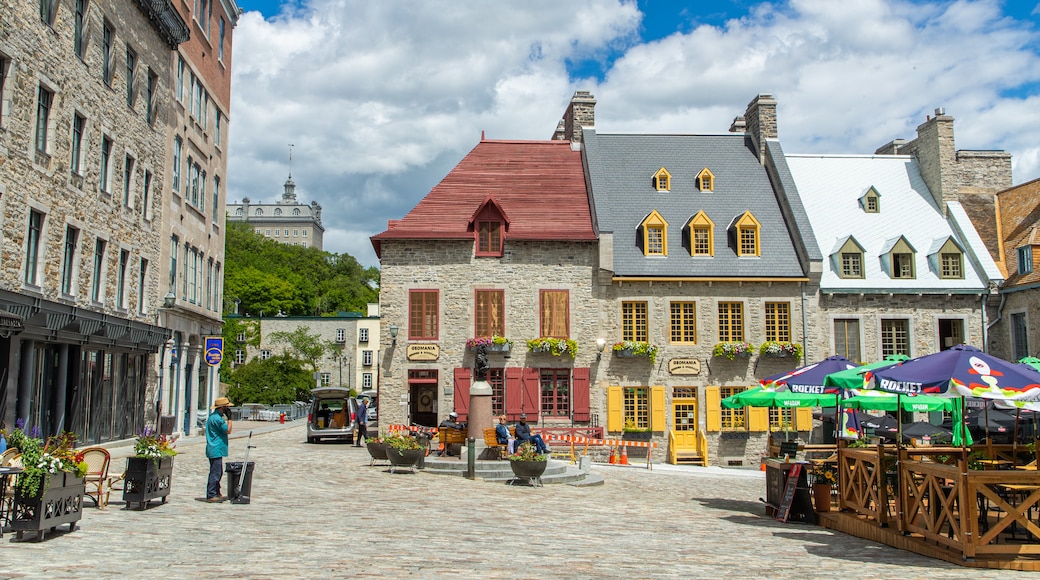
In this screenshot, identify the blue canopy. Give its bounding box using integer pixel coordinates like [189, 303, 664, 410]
[761, 356, 858, 394]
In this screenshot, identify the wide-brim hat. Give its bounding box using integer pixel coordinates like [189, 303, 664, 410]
[212, 397, 234, 409]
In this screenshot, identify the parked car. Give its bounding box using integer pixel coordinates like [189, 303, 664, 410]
[307, 387, 359, 444]
[359, 389, 378, 421]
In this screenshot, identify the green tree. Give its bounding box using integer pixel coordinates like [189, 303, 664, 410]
[219, 317, 261, 384]
[269, 326, 330, 374]
[226, 355, 312, 405]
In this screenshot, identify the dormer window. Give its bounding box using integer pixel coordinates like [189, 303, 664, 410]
[640, 210, 669, 256]
[930, 237, 964, 279]
[832, 236, 865, 279]
[881, 235, 916, 279]
[860, 186, 881, 213]
[652, 167, 671, 191]
[696, 168, 715, 192]
[254, 208, 263, 216]
[1019, 246, 1034, 275]
[235, 208, 242, 215]
[274, 208, 282, 215]
[731, 211, 761, 257]
[686, 210, 714, 257]
[470, 196, 509, 257]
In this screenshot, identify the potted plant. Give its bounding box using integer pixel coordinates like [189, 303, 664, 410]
[123, 427, 178, 510]
[526, 337, 578, 358]
[713, 341, 755, 360]
[7, 422, 88, 541]
[466, 335, 512, 353]
[365, 433, 390, 466]
[612, 341, 659, 364]
[810, 462, 837, 512]
[384, 432, 425, 473]
[508, 442, 548, 482]
[759, 341, 803, 360]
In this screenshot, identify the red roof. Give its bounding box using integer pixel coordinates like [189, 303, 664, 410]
[371, 140, 595, 258]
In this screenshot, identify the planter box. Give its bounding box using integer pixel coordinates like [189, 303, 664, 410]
[386, 447, 424, 474]
[367, 441, 389, 466]
[11, 472, 85, 541]
[615, 348, 637, 358]
[508, 460, 547, 486]
[469, 343, 511, 353]
[123, 456, 174, 510]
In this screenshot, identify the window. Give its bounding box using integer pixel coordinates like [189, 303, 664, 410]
[672, 387, 697, 432]
[146, 70, 157, 125]
[476, 221, 502, 256]
[834, 319, 861, 362]
[91, 238, 106, 302]
[292, 208, 300, 216]
[1019, 246, 1034, 275]
[24, 210, 45, 285]
[841, 252, 862, 278]
[696, 168, 714, 191]
[142, 171, 152, 219]
[886, 237, 916, 279]
[212, 175, 220, 217]
[669, 301, 697, 344]
[866, 196, 878, 212]
[362, 350, 373, 366]
[358, 328, 368, 343]
[215, 110, 222, 146]
[623, 387, 649, 430]
[177, 57, 185, 102]
[892, 253, 914, 278]
[168, 235, 178, 294]
[283, 229, 288, 236]
[293, 229, 298, 237]
[200, 170, 207, 211]
[117, 249, 129, 309]
[362, 373, 373, 389]
[0, 56, 9, 125]
[74, 0, 88, 58]
[861, 187, 881, 213]
[652, 167, 670, 191]
[102, 21, 114, 86]
[123, 154, 134, 207]
[260, 350, 272, 361]
[234, 350, 244, 365]
[172, 136, 182, 192]
[40, 0, 58, 26]
[720, 386, 747, 430]
[717, 302, 744, 342]
[621, 301, 648, 342]
[36, 85, 53, 154]
[940, 252, 962, 279]
[769, 407, 795, 432]
[273, 229, 279, 238]
[540, 369, 571, 418]
[61, 225, 79, 295]
[734, 212, 761, 257]
[138, 258, 148, 314]
[474, 290, 505, 337]
[100, 136, 112, 192]
[302, 242, 307, 248]
[881, 319, 910, 358]
[408, 290, 438, 340]
[938, 318, 964, 351]
[318, 373, 330, 386]
[540, 290, 569, 338]
[1012, 313, 1029, 361]
[690, 211, 713, 257]
[219, 18, 226, 61]
[302, 230, 307, 237]
[125, 46, 137, 107]
[640, 210, 668, 256]
[71, 113, 85, 175]
[764, 302, 790, 342]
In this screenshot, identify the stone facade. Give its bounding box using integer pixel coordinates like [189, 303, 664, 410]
[0, 0, 189, 441]
[988, 177, 1040, 361]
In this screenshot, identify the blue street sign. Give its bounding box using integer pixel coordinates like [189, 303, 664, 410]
[204, 336, 223, 366]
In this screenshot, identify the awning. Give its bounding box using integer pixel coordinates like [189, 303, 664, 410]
[0, 309, 25, 335]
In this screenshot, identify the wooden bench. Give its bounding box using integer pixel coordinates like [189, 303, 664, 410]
[483, 427, 515, 459]
[438, 428, 467, 455]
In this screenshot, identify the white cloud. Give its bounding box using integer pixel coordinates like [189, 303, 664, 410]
[228, 0, 1040, 267]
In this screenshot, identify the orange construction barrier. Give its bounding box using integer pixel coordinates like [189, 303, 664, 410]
[619, 446, 629, 465]
[608, 447, 617, 464]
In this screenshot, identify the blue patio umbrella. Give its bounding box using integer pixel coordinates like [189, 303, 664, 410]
[761, 356, 859, 394]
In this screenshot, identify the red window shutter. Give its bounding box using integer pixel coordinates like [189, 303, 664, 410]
[453, 368, 471, 422]
[523, 367, 541, 422]
[572, 367, 590, 421]
[505, 367, 523, 419]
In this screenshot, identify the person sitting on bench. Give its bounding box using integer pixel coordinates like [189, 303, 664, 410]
[514, 414, 549, 454]
[438, 412, 465, 456]
[495, 415, 512, 451]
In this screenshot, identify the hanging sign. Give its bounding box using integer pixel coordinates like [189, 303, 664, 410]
[204, 336, 224, 366]
[407, 344, 439, 361]
[668, 358, 701, 375]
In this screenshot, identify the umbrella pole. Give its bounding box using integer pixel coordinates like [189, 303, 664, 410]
[1014, 409, 1020, 460]
[985, 404, 993, 459]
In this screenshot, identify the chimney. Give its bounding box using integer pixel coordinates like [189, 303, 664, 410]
[728, 116, 746, 133]
[551, 90, 596, 146]
[912, 108, 957, 215]
[744, 94, 777, 164]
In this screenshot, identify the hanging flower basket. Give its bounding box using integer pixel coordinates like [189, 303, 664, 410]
[759, 341, 803, 359]
[526, 337, 578, 358]
[612, 341, 658, 364]
[466, 336, 512, 353]
[713, 342, 755, 360]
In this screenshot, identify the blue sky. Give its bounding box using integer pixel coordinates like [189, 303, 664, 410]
[227, 1, 1040, 267]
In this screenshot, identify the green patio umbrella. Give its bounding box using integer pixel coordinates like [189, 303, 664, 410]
[1019, 356, 1040, 372]
[843, 393, 955, 413]
[721, 387, 837, 409]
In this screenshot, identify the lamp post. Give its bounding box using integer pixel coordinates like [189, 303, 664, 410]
[388, 323, 399, 346]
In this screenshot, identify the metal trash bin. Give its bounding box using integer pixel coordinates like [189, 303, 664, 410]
[225, 461, 255, 504]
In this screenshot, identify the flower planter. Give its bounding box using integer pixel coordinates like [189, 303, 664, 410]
[11, 472, 85, 541]
[385, 447, 424, 473]
[486, 343, 510, 353]
[508, 459, 547, 486]
[615, 348, 637, 358]
[366, 441, 389, 466]
[812, 483, 832, 512]
[123, 456, 174, 510]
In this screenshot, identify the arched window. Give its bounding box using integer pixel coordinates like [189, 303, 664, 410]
[292, 208, 300, 216]
[274, 208, 282, 216]
[255, 208, 263, 216]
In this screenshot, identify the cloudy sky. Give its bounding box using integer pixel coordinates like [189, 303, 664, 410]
[227, 0, 1040, 268]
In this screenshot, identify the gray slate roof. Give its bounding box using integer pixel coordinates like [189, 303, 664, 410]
[583, 130, 806, 278]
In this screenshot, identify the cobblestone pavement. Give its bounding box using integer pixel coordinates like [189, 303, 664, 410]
[0, 422, 1023, 578]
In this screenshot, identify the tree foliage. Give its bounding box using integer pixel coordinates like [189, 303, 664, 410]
[222, 222, 380, 317]
[269, 326, 330, 374]
[226, 355, 313, 405]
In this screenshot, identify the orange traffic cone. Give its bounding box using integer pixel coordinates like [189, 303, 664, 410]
[608, 447, 617, 464]
[619, 446, 629, 465]
[760, 453, 768, 471]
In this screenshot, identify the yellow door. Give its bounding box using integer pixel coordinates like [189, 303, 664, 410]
[670, 386, 699, 463]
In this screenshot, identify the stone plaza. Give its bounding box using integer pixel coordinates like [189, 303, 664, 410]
[0, 421, 1021, 578]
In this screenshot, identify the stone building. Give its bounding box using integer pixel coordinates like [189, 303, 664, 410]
[230, 305, 381, 395]
[156, 0, 241, 437]
[987, 177, 1040, 361]
[0, 0, 188, 443]
[226, 174, 325, 250]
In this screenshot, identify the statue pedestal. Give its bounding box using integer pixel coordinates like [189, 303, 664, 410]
[468, 379, 493, 453]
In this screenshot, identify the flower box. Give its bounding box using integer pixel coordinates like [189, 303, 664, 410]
[466, 336, 512, 353]
[123, 456, 174, 510]
[611, 341, 659, 364]
[759, 341, 803, 360]
[713, 342, 755, 360]
[526, 337, 578, 358]
[11, 472, 85, 541]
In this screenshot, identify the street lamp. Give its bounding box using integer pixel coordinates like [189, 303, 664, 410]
[388, 323, 399, 346]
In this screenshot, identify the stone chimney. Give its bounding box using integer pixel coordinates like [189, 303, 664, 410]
[744, 94, 777, 164]
[910, 108, 959, 213]
[551, 90, 596, 146]
[728, 116, 746, 133]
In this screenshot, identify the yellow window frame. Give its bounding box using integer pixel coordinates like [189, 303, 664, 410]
[696, 167, 715, 192]
[640, 210, 669, 256]
[688, 210, 714, 257]
[653, 167, 671, 191]
[734, 211, 761, 257]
